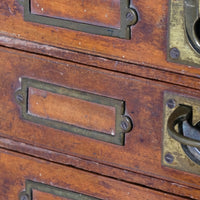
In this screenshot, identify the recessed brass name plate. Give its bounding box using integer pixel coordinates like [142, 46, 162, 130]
[19, 180, 101, 200]
[15, 78, 132, 145]
[168, 0, 200, 68]
[19, 0, 138, 39]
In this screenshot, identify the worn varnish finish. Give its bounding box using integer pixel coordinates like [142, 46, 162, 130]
[28, 87, 116, 135]
[1, 0, 200, 78]
[1, 0, 200, 199]
[0, 47, 200, 199]
[30, 0, 121, 28]
[0, 148, 187, 200]
[2, 35, 200, 91]
[0, 136, 199, 199]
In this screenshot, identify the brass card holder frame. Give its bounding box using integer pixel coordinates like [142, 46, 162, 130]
[19, 0, 138, 39]
[162, 91, 200, 175]
[19, 180, 101, 200]
[168, 0, 200, 68]
[15, 78, 132, 146]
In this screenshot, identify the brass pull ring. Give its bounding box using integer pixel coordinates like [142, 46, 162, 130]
[184, 0, 200, 53]
[167, 105, 200, 148]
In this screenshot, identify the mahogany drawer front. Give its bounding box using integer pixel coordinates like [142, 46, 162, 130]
[0, 148, 185, 200]
[0, 47, 200, 191]
[1, 0, 200, 77]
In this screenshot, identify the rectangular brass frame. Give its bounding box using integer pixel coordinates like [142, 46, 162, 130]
[23, 0, 133, 39]
[20, 180, 101, 200]
[162, 91, 200, 175]
[16, 78, 129, 145]
[168, 0, 200, 68]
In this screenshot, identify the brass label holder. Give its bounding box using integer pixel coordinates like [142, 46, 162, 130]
[15, 78, 132, 146]
[168, 0, 200, 68]
[19, 180, 101, 200]
[19, 0, 138, 39]
[162, 91, 200, 175]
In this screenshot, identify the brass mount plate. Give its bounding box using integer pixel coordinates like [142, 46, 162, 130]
[162, 91, 200, 175]
[168, 0, 200, 68]
[19, 0, 138, 39]
[19, 180, 101, 200]
[15, 78, 132, 146]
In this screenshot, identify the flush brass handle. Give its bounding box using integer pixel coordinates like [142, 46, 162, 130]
[167, 105, 200, 148]
[185, 0, 200, 53]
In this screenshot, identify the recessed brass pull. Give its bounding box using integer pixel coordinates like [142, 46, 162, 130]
[185, 0, 200, 53]
[167, 105, 200, 148]
[163, 92, 200, 173]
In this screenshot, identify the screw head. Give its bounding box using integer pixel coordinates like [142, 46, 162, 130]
[16, 94, 24, 103]
[20, 193, 29, 200]
[121, 121, 129, 131]
[166, 99, 176, 109]
[165, 153, 174, 164]
[169, 47, 180, 59]
[120, 116, 132, 132]
[126, 9, 138, 26]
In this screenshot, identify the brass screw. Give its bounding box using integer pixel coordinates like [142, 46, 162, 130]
[121, 116, 132, 132]
[165, 153, 174, 164]
[169, 47, 180, 59]
[166, 99, 176, 109]
[126, 9, 138, 26]
[121, 120, 129, 131]
[16, 94, 24, 103]
[20, 194, 29, 200]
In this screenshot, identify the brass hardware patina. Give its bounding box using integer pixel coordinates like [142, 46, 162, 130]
[167, 105, 200, 148]
[18, 0, 138, 39]
[185, 0, 200, 54]
[15, 78, 132, 146]
[168, 0, 200, 67]
[162, 91, 200, 174]
[19, 180, 101, 200]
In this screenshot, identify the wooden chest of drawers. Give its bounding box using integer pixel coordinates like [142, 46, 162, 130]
[0, 0, 200, 199]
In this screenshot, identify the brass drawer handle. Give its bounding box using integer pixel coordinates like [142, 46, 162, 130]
[163, 92, 200, 172]
[167, 104, 200, 164]
[167, 105, 200, 148]
[185, 0, 200, 53]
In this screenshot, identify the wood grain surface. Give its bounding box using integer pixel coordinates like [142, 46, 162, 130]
[31, 0, 121, 28]
[28, 87, 116, 135]
[0, 148, 187, 200]
[1, 0, 200, 78]
[0, 47, 200, 198]
[0, 136, 199, 199]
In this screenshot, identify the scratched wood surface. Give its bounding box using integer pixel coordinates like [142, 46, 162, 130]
[0, 148, 187, 200]
[0, 47, 200, 199]
[1, 0, 200, 78]
[0, 136, 199, 199]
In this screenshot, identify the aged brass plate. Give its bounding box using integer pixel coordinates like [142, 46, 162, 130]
[15, 78, 132, 146]
[168, 0, 200, 68]
[19, 180, 101, 200]
[19, 0, 138, 39]
[162, 91, 200, 175]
